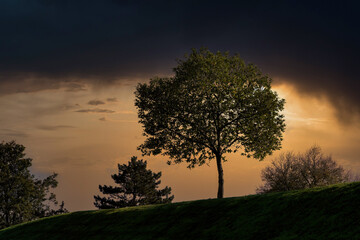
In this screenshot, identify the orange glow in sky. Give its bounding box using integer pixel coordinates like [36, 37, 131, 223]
[0, 79, 359, 211]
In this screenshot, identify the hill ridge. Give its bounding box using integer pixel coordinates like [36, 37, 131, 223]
[1, 182, 359, 240]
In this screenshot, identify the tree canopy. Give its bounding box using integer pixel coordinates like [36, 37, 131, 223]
[257, 146, 353, 193]
[0, 141, 67, 229]
[94, 156, 173, 209]
[135, 48, 286, 198]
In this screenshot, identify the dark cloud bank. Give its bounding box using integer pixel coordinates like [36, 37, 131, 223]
[0, 0, 359, 121]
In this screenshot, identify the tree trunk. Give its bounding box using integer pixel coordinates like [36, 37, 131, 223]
[5, 209, 10, 227]
[216, 153, 224, 198]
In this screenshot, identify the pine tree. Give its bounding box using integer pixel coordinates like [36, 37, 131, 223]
[94, 156, 174, 209]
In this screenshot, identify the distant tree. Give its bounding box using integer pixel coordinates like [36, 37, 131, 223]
[31, 175, 69, 218]
[0, 141, 67, 229]
[135, 48, 286, 198]
[257, 146, 353, 193]
[94, 156, 174, 209]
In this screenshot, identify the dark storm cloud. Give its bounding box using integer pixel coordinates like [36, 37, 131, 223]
[0, 0, 359, 121]
[88, 100, 105, 106]
[75, 108, 115, 113]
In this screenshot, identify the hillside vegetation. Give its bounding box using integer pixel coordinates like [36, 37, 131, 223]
[1, 182, 359, 240]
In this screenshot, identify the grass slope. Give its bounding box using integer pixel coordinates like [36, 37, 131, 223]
[1, 182, 359, 240]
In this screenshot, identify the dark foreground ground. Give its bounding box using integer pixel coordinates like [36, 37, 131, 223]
[1, 182, 359, 240]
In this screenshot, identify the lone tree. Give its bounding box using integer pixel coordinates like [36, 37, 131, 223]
[135, 48, 285, 198]
[257, 146, 354, 193]
[94, 156, 174, 209]
[0, 141, 67, 229]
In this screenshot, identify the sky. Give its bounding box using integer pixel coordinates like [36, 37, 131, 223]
[0, 0, 359, 211]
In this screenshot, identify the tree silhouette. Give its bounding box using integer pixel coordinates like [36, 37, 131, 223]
[0, 141, 67, 229]
[94, 156, 173, 209]
[257, 146, 353, 193]
[135, 48, 285, 198]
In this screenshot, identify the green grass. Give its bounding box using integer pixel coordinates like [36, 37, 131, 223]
[1, 182, 359, 240]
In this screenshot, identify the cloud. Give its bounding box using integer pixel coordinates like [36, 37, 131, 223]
[0, 129, 28, 138]
[64, 83, 87, 92]
[36, 125, 75, 131]
[30, 103, 81, 117]
[0, 1, 359, 122]
[75, 108, 115, 113]
[88, 99, 105, 106]
[106, 98, 118, 102]
[117, 110, 135, 115]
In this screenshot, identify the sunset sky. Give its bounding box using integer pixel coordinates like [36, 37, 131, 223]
[1, 1, 359, 211]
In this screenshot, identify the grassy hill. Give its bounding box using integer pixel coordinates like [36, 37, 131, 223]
[1, 182, 359, 240]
